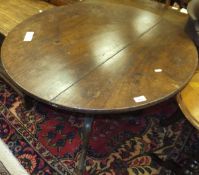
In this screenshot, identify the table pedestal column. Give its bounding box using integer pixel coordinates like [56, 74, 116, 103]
[75, 116, 93, 175]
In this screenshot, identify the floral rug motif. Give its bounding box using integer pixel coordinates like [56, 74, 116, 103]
[0, 78, 195, 175]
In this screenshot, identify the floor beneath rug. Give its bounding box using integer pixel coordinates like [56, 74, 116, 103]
[0, 139, 29, 175]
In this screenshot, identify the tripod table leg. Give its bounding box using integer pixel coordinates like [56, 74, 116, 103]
[75, 116, 93, 175]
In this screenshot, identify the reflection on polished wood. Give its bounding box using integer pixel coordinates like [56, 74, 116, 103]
[1, 2, 198, 114]
[177, 71, 199, 130]
[87, 0, 188, 26]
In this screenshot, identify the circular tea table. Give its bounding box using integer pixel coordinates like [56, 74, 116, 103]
[1, 2, 198, 174]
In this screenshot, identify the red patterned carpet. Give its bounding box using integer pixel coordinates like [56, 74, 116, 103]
[0, 78, 198, 175]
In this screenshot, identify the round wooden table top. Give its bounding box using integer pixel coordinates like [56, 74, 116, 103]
[1, 2, 198, 114]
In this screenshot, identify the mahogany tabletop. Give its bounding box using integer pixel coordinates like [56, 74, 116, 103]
[1, 2, 198, 114]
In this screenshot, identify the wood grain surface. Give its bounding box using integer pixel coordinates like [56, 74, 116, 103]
[0, 0, 54, 36]
[177, 71, 199, 130]
[1, 1, 198, 114]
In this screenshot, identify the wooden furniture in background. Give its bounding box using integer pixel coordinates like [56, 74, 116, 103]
[178, 0, 199, 131]
[176, 72, 199, 175]
[0, 0, 54, 37]
[177, 72, 199, 130]
[169, 1, 199, 169]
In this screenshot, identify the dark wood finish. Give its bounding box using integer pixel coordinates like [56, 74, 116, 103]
[1, 2, 198, 114]
[45, 0, 81, 6]
[75, 117, 93, 174]
[0, 35, 26, 104]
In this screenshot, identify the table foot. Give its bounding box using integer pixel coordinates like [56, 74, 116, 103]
[75, 117, 93, 175]
[23, 95, 34, 110]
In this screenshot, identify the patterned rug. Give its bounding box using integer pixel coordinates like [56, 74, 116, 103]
[0, 78, 198, 175]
